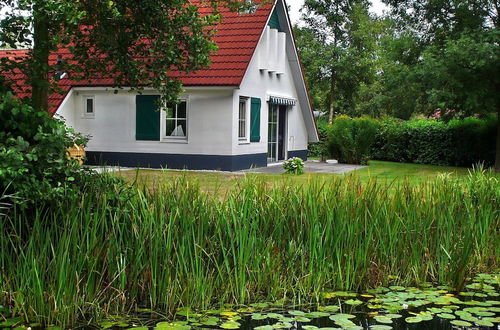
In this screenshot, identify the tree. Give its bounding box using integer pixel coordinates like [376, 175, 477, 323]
[0, 0, 247, 112]
[382, 0, 500, 172]
[300, 0, 377, 123]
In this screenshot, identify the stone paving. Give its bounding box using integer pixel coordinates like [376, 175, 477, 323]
[243, 160, 366, 174]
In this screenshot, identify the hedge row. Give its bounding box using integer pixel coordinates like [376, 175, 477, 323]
[312, 116, 497, 167]
[372, 117, 497, 167]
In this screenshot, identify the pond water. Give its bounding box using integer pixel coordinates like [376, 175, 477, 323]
[1, 273, 499, 329]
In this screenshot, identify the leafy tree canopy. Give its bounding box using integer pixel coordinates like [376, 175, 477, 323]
[0, 0, 251, 111]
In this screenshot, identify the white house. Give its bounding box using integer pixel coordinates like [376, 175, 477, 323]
[2, 0, 319, 171]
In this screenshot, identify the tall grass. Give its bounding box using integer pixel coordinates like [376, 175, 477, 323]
[0, 170, 498, 327]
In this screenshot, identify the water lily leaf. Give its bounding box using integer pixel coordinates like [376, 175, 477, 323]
[333, 319, 357, 328]
[361, 294, 375, 298]
[417, 312, 433, 321]
[155, 322, 191, 330]
[254, 326, 273, 330]
[295, 317, 312, 323]
[475, 311, 495, 317]
[389, 286, 405, 291]
[405, 316, 422, 323]
[384, 314, 402, 319]
[100, 321, 117, 329]
[252, 314, 268, 320]
[237, 307, 254, 313]
[370, 326, 392, 330]
[220, 312, 239, 317]
[288, 310, 305, 316]
[318, 305, 340, 312]
[271, 321, 293, 329]
[266, 313, 283, 319]
[201, 320, 218, 326]
[305, 312, 330, 318]
[345, 299, 363, 306]
[450, 320, 472, 327]
[220, 321, 241, 329]
[374, 316, 392, 324]
[365, 303, 381, 309]
[329, 314, 356, 321]
[476, 319, 494, 327]
[128, 327, 148, 330]
[301, 326, 319, 330]
[436, 313, 455, 319]
[136, 308, 152, 312]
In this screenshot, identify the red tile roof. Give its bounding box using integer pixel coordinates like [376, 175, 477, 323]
[0, 1, 274, 114]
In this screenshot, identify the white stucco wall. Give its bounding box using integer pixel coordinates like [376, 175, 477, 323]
[57, 88, 235, 155]
[55, 0, 315, 160]
[234, 26, 310, 157]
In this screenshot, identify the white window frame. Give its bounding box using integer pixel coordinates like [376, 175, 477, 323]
[238, 97, 250, 143]
[161, 98, 189, 143]
[83, 95, 95, 118]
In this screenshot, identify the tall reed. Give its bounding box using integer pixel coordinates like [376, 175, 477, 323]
[0, 170, 498, 327]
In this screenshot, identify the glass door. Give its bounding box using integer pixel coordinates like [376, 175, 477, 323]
[267, 104, 278, 163]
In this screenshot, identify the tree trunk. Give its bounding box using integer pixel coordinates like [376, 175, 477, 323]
[31, 3, 50, 112]
[495, 106, 500, 173]
[328, 74, 336, 124]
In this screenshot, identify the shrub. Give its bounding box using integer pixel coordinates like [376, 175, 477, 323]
[327, 116, 380, 165]
[308, 119, 329, 159]
[372, 116, 496, 167]
[0, 92, 89, 205]
[283, 157, 305, 175]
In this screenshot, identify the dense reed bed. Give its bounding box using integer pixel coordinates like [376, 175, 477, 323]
[0, 170, 498, 327]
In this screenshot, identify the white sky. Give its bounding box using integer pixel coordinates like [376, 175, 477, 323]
[287, 0, 389, 24]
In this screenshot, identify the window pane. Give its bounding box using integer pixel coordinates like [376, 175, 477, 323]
[176, 119, 187, 137]
[166, 119, 177, 136]
[166, 105, 175, 119]
[177, 102, 187, 119]
[86, 98, 94, 113]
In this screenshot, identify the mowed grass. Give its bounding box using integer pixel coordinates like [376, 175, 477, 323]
[114, 160, 473, 194]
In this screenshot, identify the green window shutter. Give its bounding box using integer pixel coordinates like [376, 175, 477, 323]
[268, 9, 282, 31]
[136, 95, 160, 141]
[250, 97, 261, 142]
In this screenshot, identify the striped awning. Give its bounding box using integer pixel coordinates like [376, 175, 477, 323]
[269, 96, 296, 106]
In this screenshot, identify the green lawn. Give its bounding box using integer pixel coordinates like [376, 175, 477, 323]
[115, 160, 478, 194]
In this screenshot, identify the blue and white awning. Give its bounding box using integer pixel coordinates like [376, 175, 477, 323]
[268, 96, 296, 106]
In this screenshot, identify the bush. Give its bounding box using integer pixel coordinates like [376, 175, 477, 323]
[308, 119, 329, 159]
[372, 116, 496, 167]
[327, 116, 380, 165]
[0, 92, 90, 205]
[283, 157, 305, 175]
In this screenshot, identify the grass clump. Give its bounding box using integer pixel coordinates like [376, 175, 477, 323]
[0, 169, 498, 327]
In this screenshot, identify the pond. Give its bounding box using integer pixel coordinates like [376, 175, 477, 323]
[1, 273, 499, 329]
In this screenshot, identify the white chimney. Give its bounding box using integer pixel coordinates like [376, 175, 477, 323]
[268, 28, 279, 72]
[259, 26, 270, 71]
[277, 32, 286, 74]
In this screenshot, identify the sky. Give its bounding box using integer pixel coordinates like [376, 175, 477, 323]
[287, 0, 389, 24]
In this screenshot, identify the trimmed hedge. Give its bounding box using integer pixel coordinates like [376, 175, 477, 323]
[327, 116, 379, 165]
[372, 117, 497, 167]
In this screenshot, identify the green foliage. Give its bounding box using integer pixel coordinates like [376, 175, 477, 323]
[0, 0, 245, 110]
[0, 92, 89, 204]
[1, 172, 498, 326]
[307, 119, 329, 158]
[373, 117, 497, 167]
[327, 116, 379, 164]
[283, 157, 305, 175]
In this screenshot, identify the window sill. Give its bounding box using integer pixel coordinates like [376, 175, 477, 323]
[161, 139, 188, 144]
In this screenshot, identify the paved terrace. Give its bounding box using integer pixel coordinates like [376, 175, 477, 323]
[243, 161, 366, 174]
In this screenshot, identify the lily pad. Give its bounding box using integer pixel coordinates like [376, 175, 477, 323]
[436, 313, 455, 319]
[374, 316, 392, 324]
[254, 326, 274, 330]
[252, 314, 268, 320]
[288, 310, 305, 316]
[301, 326, 319, 330]
[220, 321, 241, 329]
[295, 317, 312, 323]
[305, 312, 330, 318]
[450, 320, 472, 327]
[271, 322, 293, 329]
[329, 314, 356, 321]
[476, 319, 494, 327]
[318, 305, 340, 312]
[345, 299, 363, 306]
[370, 326, 392, 330]
[405, 316, 422, 323]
